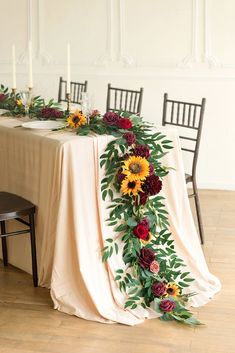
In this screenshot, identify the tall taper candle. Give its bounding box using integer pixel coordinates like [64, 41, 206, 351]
[12, 44, 16, 89]
[66, 43, 71, 94]
[28, 40, 33, 88]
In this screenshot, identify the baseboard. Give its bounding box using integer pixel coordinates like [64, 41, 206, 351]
[189, 182, 235, 191]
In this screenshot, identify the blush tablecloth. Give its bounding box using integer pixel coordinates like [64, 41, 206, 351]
[0, 117, 221, 325]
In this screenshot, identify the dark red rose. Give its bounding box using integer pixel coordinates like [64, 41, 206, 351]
[0, 93, 6, 102]
[138, 248, 155, 269]
[123, 132, 136, 146]
[117, 118, 132, 129]
[139, 217, 150, 230]
[152, 282, 166, 297]
[142, 175, 162, 196]
[133, 224, 149, 240]
[41, 107, 63, 119]
[133, 144, 150, 159]
[116, 169, 126, 183]
[134, 192, 148, 206]
[159, 299, 176, 312]
[149, 164, 154, 175]
[103, 112, 120, 126]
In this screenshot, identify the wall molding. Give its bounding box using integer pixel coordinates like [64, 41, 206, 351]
[179, 0, 199, 68]
[94, 0, 114, 66]
[203, 0, 220, 67]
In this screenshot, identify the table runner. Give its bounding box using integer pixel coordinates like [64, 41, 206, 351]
[0, 118, 221, 325]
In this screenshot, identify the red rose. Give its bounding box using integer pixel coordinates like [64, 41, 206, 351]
[159, 299, 176, 312]
[138, 248, 155, 269]
[133, 224, 149, 240]
[152, 282, 166, 296]
[117, 118, 132, 129]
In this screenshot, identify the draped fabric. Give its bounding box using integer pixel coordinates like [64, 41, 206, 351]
[0, 118, 221, 325]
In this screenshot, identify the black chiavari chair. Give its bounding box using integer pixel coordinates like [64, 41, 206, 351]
[58, 77, 88, 104]
[106, 83, 143, 115]
[162, 93, 206, 244]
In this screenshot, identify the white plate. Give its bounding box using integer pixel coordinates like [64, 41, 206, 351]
[22, 120, 67, 130]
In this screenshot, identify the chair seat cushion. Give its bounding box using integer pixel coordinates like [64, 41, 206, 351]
[0, 192, 35, 221]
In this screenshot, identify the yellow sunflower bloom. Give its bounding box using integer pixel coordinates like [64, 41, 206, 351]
[16, 99, 23, 106]
[67, 110, 86, 128]
[122, 156, 149, 181]
[165, 283, 181, 297]
[120, 178, 143, 196]
[140, 232, 153, 245]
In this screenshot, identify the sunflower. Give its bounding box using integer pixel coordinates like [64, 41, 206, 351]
[16, 99, 23, 106]
[140, 232, 153, 245]
[67, 110, 86, 128]
[165, 283, 181, 297]
[122, 156, 149, 181]
[120, 178, 143, 196]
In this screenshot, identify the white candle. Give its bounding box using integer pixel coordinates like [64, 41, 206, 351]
[12, 44, 16, 89]
[66, 43, 71, 94]
[28, 40, 33, 88]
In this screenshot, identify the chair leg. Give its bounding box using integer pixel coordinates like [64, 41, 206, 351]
[29, 214, 38, 287]
[192, 179, 204, 245]
[1, 221, 8, 266]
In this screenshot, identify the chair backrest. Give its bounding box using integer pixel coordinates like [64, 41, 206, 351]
[162, 93, 206, 177]
[58, 77, 88, 104]
[106, 83, 143, 115]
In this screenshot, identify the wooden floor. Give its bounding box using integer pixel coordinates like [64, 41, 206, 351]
[0, 190, 234, 353]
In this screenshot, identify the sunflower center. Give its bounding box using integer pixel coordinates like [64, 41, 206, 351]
[167, 288, 174, 294]
[128, 181, 136, 189]
[72, 116, 79, 123]
[129, 162, 142, 174]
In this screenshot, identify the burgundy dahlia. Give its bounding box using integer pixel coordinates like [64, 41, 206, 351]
[0, 93, 6, 102]
[41, 107, 63, 119]
[138, 248, 155, 269]
[123, 132, 136, 146]
[133, 144, 150, 159]
[152, 282, 166, 297]
[117, 118, 132, 129]
[142, 175, 162, 196]
[134, 192, 148, 206]
[116, 169, 126, 183]
[149, 164, 155, 176]
[138, 217, 150, 230]
[103, 112, 120, 126]
[159, 299, 176, 312]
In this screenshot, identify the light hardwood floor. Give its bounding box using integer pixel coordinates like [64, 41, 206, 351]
[0, 190, 234, 353]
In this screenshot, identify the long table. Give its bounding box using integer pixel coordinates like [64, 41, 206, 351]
[0, 117, 221, 325]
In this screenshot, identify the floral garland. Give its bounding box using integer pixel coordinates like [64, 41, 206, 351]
[0, 84, 201, 326]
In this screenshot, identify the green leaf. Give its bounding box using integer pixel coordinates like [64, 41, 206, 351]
[102, 190, 107, 201]
[126, 218, 138, 227]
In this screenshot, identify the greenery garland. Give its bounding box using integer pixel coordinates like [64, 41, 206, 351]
[0, 84, 202, 326]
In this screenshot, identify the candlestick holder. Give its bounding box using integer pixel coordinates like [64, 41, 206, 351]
[11, 88, 16, 97]
[66, 93, 71, 114]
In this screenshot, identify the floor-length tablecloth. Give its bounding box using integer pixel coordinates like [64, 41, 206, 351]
[0, 118, 221, 325]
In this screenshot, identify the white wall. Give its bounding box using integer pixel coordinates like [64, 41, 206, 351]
[0, 0, 235, 190]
